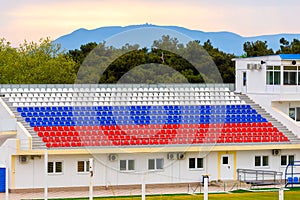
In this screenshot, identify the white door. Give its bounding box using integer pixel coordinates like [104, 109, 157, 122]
[220, 154, 234, 180]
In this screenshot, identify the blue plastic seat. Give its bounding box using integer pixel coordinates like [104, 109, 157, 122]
[46, 107, 51, 111]
[294, 177, 299, 183]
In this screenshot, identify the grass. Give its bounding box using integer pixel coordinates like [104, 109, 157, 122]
[34, 188, 300, 200]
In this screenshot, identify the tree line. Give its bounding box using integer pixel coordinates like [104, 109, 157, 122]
[0, 36, 300, 84]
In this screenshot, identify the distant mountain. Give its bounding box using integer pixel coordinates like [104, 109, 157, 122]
[54, 24, 300, 55]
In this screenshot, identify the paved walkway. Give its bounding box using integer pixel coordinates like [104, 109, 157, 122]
[0, 183, 242, 200]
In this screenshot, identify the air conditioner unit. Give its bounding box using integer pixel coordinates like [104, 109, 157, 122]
[19, 155, 29, 163]
[167, 153, 178, 160]
[255, 64, 262, 70]
[177, 153, 186, 160]
[272, 149, 281, 156]
[108, 154, 118, 161]
[247, 64, 254, 70]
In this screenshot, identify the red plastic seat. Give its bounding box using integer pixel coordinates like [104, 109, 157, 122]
[38, 132, 43, 137]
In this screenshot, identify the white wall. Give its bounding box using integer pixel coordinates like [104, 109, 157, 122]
[13, 152, 218, 189]
[13, 149, 300, 190]
[0, 139, 18, 190]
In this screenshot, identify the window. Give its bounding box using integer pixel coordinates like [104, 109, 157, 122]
[266, 66, 280, 85]
[148, 158, 164, 170]
[120, 160, 135, 171]
[281, 155, 294, 166]
[283, 66, 297, 85]
[243, 72, 247, 86]
[289, 107, 300, 121]
[77, 160, 90, 173]
[254, 156, 268, 167]
[189, 158, 204, 169]
[222, 156, 229, 165]
[48, 161, 63, 174]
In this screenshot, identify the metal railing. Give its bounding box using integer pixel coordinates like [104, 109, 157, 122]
[237, 168, 283, 186]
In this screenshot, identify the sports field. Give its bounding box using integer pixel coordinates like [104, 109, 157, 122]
[42, 189, 300, 200]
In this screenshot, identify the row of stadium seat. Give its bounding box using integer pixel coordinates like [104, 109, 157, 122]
[27, 118, 268, 127]
[37, 130, 284, 139]
[33, 122, 275, 132]
[4, 92, 239, 101]
[17, 104, 252, 112]
[8, 95, 240, 102]
[20, 110, 258, 117]
[24, 115, 263, 121]
[1, 87, 231, 93]
[7, 91, 238, 98]
[43, 134, 289, 148]
[13, 100, 246, 107]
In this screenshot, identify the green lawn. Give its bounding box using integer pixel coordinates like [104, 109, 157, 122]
[40, 189, 300, 200]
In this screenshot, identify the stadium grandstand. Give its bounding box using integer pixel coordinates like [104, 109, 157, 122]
[0, 54, 300, 193]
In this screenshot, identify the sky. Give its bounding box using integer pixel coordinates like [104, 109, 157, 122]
[1, 0, 300, 46]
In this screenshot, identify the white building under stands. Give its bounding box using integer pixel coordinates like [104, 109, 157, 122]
[0, 54, 300, 193]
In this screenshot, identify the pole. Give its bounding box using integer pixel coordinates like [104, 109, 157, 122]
[89, 158, 94, 200]
[5, 160, 8, 200]
[203, 175, 208, 200]
[279, 187, 284, 200]
[142, 173, 146, 200]
[44, 150, 48, 200]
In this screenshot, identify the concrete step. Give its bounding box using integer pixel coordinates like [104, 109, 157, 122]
[237, 94, 300, 141]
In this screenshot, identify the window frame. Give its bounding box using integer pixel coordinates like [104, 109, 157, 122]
[119, 159, 135, 172]
[189, 157, 204, 170]
[148, 158, 164, 171]
[254, 155, 269, 168]
[281, 155, 295, 166]
[283, 66, 298, 85]
[266, 65, 281, 85]
[48, 161, 63, 174]
[289, 107, 300, 121]
[77, 160, 90, 173]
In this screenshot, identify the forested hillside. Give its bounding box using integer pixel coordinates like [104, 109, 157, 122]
[1, 36, 300, 84]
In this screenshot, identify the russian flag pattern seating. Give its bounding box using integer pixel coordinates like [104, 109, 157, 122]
[17, 104, 289, 148]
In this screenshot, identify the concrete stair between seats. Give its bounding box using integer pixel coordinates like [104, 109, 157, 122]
[237, 93, 300, 143]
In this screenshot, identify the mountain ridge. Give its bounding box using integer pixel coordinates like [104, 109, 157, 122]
[54, 24, 300, 55]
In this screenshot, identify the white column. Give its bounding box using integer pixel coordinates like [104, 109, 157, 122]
[203, 175, 209, 200]
[89, 158, 94, 200]
[142, 173, 146, 200]
[44, 150, 48, 200]
[279, 187, 284, 200]
[5, 160, 8, 200]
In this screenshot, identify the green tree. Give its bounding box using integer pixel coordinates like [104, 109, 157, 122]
[276, 38, 300, 54]
[0, 38, 76, 84]
[243, 40, 274, 57]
